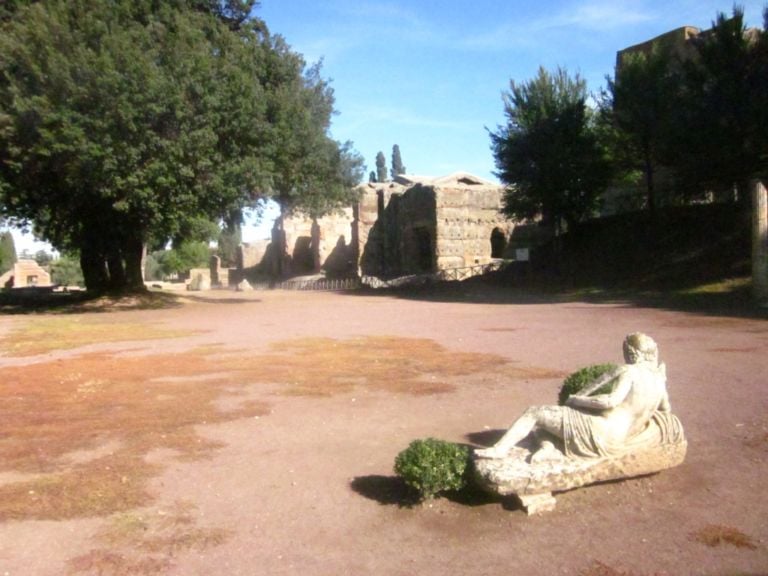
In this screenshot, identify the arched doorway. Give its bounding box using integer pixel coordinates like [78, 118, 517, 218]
[491, 228, 507, 258]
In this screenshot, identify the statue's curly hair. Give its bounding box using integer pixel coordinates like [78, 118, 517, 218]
[623, 332, 658, 363]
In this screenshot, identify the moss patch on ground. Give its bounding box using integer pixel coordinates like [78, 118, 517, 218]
[0, 316, 190, 356]
[0, 335, 557, 522]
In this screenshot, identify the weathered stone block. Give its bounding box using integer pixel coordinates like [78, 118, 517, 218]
[473, 434, 687, 515]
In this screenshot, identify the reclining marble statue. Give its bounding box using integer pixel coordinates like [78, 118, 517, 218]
[473, 333, 686, 514]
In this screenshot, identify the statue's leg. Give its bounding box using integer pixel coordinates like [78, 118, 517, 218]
[475, 406, 566, 458]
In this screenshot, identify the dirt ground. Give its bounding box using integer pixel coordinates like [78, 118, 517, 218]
[0, 287, 767, 575]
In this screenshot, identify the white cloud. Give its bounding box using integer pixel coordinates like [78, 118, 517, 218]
[461, 1, 655, 51]
[335, 0, 421, 25]
[552, 0, 655, 30]
[338, 103, 479, 133]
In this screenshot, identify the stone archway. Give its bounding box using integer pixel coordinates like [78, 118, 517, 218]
[491, 228, 507, 259]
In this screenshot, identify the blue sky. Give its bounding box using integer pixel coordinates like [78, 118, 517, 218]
[259, 0, 765, 183]
[9, 1, 766, 251]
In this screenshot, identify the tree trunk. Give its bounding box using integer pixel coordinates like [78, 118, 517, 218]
[80, 243, 109, 292]
[752, 180, 768, 302]
[311, 218, 321, 273]
[107, 250, 127, 291]
[124, 234, 147, 292]
[643, 146, 656, 216]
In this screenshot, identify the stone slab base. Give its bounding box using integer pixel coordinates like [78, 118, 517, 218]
[473, 440, 687, 514]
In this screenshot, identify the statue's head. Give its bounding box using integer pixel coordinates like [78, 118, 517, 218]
[623, 332, 658, 364]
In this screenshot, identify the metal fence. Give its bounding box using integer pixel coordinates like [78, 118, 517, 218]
[246, 261, 507, 292]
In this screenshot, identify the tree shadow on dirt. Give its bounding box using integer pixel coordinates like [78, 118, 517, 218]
[0, 289, 261, 314]
[0, 289, 182, 315]
[352, 277, 768, 321]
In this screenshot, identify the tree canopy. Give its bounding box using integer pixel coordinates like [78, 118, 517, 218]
[604, 44, 678, 214]
[604, 7, 768, 207]
[375, 151, 387, 183]
[390, 144, 405, 179]
[0, 231, 16, 274]
[0, 0, 363, 291]
[670, 7, 768, 200]
[490, 67, 612, 234]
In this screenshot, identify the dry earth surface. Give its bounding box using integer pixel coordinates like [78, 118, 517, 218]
[0, 286, 766, 575]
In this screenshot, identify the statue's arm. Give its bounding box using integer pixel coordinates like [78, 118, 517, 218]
[658, 390, 671, 412]
[656, 363, 671, 412]
[567, 375, 631, 410]
[577, 366, 623, 396]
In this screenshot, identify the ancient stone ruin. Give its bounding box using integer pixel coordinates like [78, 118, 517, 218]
[0, 259, 53, 289]
[236, 172, 519, 282]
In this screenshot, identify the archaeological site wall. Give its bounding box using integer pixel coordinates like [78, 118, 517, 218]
[230, 172, 517, 282]
[358, 173, 514, 277]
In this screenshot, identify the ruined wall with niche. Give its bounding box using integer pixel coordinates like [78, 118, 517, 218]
[280, 209, 357, 277]
[357, 173, 515, 277]
[229, 173, 517, 282]
[433, 182, 514, 270]
[0, 259, 53, 288]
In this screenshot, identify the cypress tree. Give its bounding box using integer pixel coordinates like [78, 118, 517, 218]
[375, 152, 387, 182]
[391, 145, 406, 179]
[0, 232, 17, 275]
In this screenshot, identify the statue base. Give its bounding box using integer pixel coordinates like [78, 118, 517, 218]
[473, 437, 687, 515]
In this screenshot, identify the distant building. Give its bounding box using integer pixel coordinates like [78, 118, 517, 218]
[0, 259, 52, 288]
[616, 22, 760, 72]
[357, 173, 515, 277]
[616, 25, 702, 71]
[237, 172, 522, 280]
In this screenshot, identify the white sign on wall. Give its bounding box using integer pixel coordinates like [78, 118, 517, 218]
[515, 248, 530, 262]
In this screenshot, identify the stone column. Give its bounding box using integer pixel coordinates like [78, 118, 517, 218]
[752, 180, 768, 302]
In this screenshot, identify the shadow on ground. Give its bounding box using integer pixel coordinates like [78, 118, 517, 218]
[349, 475, 501, 509]
[351, 275, 768, 321]
[0, 289, 261, 314]
[465, 429, 506, 448]
[178, 294, 262, 305]
[349, 475, 415, 507]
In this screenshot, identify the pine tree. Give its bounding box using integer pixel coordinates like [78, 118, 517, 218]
[0, 231, 17, 275]
[490, 67, 612, 234]
[375, 151, 387, 182]
[391, 145, 406, 179]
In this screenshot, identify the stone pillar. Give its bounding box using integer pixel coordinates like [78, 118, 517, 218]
[210, 255, 221, 287]
[752, 180, 768, 302]
[311, 218, 321, 273]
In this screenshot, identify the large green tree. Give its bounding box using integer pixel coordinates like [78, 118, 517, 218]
[0, 1, 272, 290]
[490, 67, 613, 235]
[0, 0, 362, 291]
[669, 7, 768, 201]
[604, 45, 679, 214]
[0, 230, 16, 274]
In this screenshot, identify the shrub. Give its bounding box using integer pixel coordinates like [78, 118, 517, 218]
[558, 363, 618, 406]
[50, 254, 85, 287]
[394, 438, 469, 501]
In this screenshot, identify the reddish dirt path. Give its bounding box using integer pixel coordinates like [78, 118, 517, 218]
[1, 289, 767, 575]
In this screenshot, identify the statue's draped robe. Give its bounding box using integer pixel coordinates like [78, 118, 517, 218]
[562, 408, 685, 458]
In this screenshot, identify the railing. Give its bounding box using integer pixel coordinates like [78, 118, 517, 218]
[246, 261, 507, 292]
[362, 260, 506, 289]
[247, 277, 363, 292]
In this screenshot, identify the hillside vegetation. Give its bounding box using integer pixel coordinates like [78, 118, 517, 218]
[554, 203, 750, 290]
[486, 203, 758, 314]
